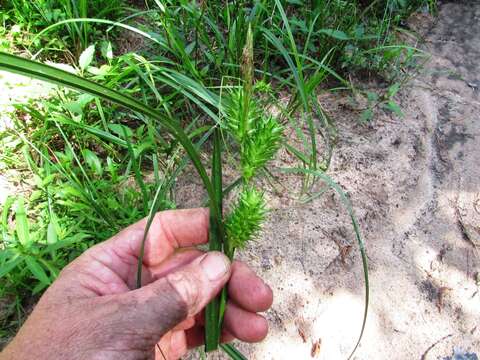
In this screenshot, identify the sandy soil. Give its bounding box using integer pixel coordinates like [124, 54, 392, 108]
[1, 2, 479, 359]
[201, 3, 480, 359]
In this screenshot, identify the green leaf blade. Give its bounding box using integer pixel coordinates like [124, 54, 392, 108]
[15, 197, 30, 247]
[25, 256, 51, 285]
[79, 44, 95, 71]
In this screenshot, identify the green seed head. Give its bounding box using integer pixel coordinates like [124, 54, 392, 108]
[223, 88, 283, 181]
[241, 115, 283, 181]
[226, 187, 267, 249]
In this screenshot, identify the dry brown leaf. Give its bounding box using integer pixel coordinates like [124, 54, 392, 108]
[436, 287, 452, 312]
[311, 338, 322, 358]
[298, 327, 307, 343]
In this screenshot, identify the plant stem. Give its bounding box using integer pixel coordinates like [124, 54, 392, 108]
[205, 127, 224, 352]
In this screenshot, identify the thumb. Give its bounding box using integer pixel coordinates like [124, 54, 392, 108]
[121, 252, 231, 339]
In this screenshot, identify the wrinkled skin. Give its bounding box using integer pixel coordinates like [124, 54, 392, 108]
[1, 208, 273, 360]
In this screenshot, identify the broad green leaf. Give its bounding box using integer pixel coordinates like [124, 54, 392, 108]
[41, 174, 56, 187]
[44, 233, 90, 253]
[79, 44, 95, 71]
[25, 256, 51, 285]
[2, 195, 15, 234]
[63, 101, 84, 115]
[386, 101, 403, 117]
[82, 149, 103, 176]
[366, 91, 379, 102]
[318, 29, 350, 40]
[108, 123, 133, 139]
[0, 249, 13, 263]
[87, 64, 111, 76]
[47, 221, 58, 244]
[387, 83, 401, 98]
[29, 190, 42, 202]
[54, 117, 127, 147]
[0, 255, 21, 278]
[185, 41, 195, 55]
[360, 108, 374, 122]
[100, 40, 113, 60]
[57, 185, 83, 198]
[32, 281, 48, 294]
[15, 197, 30, 247]
[77, 93, 96, 107]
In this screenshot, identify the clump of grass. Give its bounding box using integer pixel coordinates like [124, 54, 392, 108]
[1, 0, 125, 58]
[204, 27, 284, 352]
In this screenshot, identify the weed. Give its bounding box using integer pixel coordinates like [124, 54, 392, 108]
[1, 0, 124, 58]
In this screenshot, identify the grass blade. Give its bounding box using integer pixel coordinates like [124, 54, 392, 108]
[205, 127, 224, 352]
[0, 255, 22, 279]
[122, 127, 149, 215]
[272, 0, 307, 110]
[278, 167, 369, 360]
[136, 181, 167, 288]
[25, 255, 50, 285]
[54, 114, 128, 147]
[31, 18, 168, 52]
[220, 344, 248, 360]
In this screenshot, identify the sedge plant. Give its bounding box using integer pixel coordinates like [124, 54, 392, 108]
[204, 25, 283, 352]
[4, 0, 437, 355]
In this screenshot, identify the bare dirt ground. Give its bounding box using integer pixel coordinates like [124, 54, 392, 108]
[1, 2, 479, 359]
[205, 2, 480, 359]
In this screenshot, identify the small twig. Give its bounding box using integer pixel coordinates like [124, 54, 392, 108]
[436, 287, 452, 313]
[420, 334, 453, 360]
[453, 197, 479, 258]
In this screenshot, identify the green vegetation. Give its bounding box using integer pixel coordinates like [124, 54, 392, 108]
[0, 0, 436, 356]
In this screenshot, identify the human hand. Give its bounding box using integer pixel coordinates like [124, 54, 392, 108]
[1, 208, 273, 360]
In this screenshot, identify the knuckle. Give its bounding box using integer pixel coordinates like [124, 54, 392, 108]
[155, 211, 179, 248]
[166, 270, 202, 316]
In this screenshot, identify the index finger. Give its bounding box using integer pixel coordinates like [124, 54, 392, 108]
[106, 208, 210, 266]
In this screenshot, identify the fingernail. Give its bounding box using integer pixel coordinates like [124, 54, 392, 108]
[200, 252, 230, 281]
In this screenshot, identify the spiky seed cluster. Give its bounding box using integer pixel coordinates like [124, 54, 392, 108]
[241, 115, 283, 181]
[223, 89, 283, 181]
[223, 89, 262, 142]
[226, 187, 267, 250]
